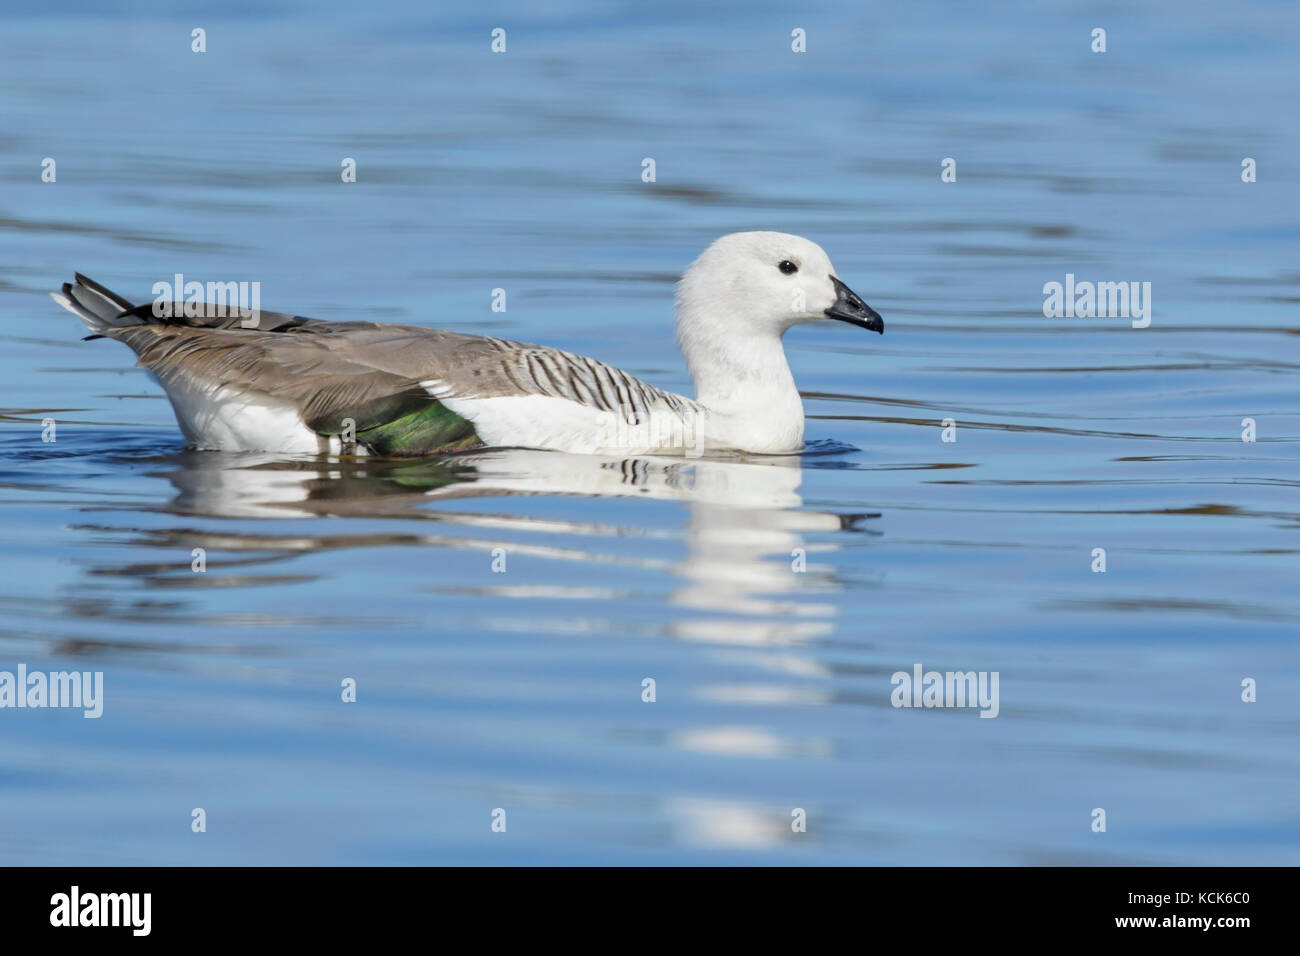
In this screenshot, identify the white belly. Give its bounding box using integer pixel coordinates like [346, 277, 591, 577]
[443, 394, 713, 455]
[155, 374, 325, 453]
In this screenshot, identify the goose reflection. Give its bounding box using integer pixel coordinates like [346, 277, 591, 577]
[148, 448, 874, 640]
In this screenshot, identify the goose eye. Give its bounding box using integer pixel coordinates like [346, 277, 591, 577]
[778, 260, 798, 275]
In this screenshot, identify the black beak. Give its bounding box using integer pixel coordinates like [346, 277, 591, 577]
[825, 275, 884, 334]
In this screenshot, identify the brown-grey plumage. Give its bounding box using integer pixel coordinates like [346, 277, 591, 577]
[51, 273, 700, 455]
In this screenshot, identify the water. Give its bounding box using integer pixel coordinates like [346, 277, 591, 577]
[1, 0, 1297, 864]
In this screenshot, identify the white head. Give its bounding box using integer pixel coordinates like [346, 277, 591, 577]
[675, 231, 883, 342]
[670, 232, 884, 449]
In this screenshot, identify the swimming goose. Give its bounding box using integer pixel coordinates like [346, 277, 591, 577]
[50, 231, 883, 456]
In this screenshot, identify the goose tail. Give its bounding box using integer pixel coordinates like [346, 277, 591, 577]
[49, 273, 139, 339]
